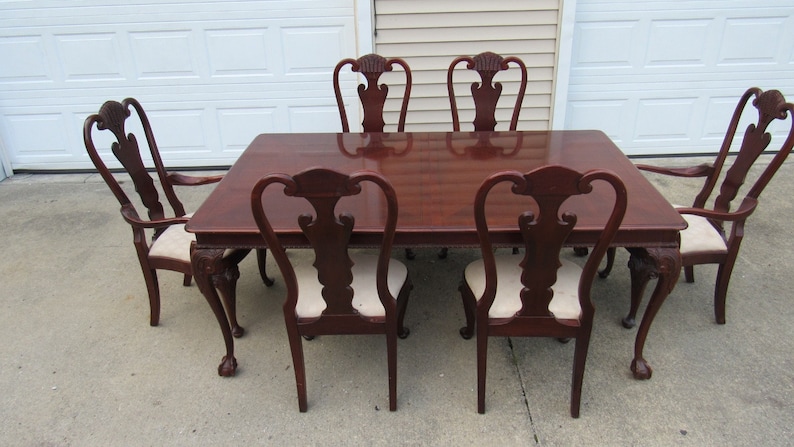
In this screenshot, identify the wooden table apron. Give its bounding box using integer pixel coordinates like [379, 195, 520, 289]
[187, 130, 686, 379]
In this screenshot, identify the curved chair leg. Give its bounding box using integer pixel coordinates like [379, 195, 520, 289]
[214, 264, 244, 338]
[684, 265, 695, 283]
[714, 261, 734, 325]
[287, 326, 308, 412]
[142, 267, 161, 327]
[570, 330, 592, 418]
[396, 280, 413, 339]
[459, 282, 476, 339]
[183, 274, 192, 286]
[386, 330, 398, 411]
[256, 249, 275, 287]
[598, 247, 616, 278]
[476, 328, 488, 414]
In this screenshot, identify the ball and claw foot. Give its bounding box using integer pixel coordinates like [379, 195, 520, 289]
[218, 355, 238, 377]
[573, 247, 589, 256]
[622, 316, 636, 329]
[398, 327, 411, 339]
[631, 358, 652, 380]
[232, 325, 245, 338]
[459, 326, 473, 340]
[405, 248, 416, 260]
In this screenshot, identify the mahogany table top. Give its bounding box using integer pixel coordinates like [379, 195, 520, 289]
[187, 130, 686, 249]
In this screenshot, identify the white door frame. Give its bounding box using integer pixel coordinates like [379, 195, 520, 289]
[0, 135, 11, 179]
[357, 0, 375, 54]
[552, 0, 576, 130]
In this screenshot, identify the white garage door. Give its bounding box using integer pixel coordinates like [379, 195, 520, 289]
[0, 0, 366, 171]
[564, 0, 794, 156]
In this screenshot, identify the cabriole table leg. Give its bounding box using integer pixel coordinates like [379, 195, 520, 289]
[191, 245, 238, 377]
[626, 247, 682, 380]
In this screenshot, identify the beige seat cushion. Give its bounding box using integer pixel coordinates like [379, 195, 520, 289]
[148, 214, 234, 263]
[464, 254, 582, 320]
[676, 208, 729, 256]
[293, 252, 408, 319]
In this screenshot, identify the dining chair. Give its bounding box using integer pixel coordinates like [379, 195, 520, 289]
[459, 166, 627, 417]
[447, 51, 528, 132]
[333, 53, 412, 133]
[333, 53, 418, 260]
[600, 87, 794, 326]
[83, 98, 273, 336]
[251, 167, 413, 412]
[446, 51, 529, 258]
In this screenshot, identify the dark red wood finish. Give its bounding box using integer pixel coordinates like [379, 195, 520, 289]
[251, 168, 412, 412]
[459, 166, 627, 417]
[333, 53, 412, 133]
[187, 130, 686, 379]
[83, 98, 272, 336]
[605, 88, 794, 327]
[447, 51, 528, 131]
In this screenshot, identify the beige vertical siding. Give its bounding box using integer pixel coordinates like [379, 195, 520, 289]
[373, 0, 560, 131]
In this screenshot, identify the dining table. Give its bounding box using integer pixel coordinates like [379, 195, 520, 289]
[186, 130, 687, 380]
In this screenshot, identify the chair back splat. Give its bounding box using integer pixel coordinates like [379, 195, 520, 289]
[459, 165, 627, 417]
[86, 99, 183, 227]
[251, 167, 413, 412]
[447, 51, 528, 131]
[334, 53, 412, 133]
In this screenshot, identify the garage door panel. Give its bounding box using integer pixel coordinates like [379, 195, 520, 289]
[206, 29, 271, 78]
[56, 32, 126, 81]
[288, 105, 341, 133]
[216, 107, 278, 154]
[129, 30, 198, 80]
[566, 99, 628, 143]
[0, 35, 53, 83]
[646, 19, 711, 67]
[703, 96, 744, 141]
[282, 26, 350, 75]
[720, 17, 787, 65]
[634, 97, 698, 141]
[0, 1, 360, 170]
[4, 113, 70, 160]
[567, 1, 794, 155]
[573, 21, 638, 69]
[145, 109, 212, 155]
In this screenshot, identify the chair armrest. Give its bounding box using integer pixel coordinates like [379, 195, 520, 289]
[635, 163, 714, 178]
[676, 197, 758, 222]
[120, 203, 191, 229]
[167, 172, 224, 186]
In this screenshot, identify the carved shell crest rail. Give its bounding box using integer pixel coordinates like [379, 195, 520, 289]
[470, 51, 506, 77]
[95, 100, 165, 224]
[356, 53, 391, 77]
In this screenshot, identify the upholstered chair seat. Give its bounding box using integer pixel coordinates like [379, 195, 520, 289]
[463, 255, 582, 320]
